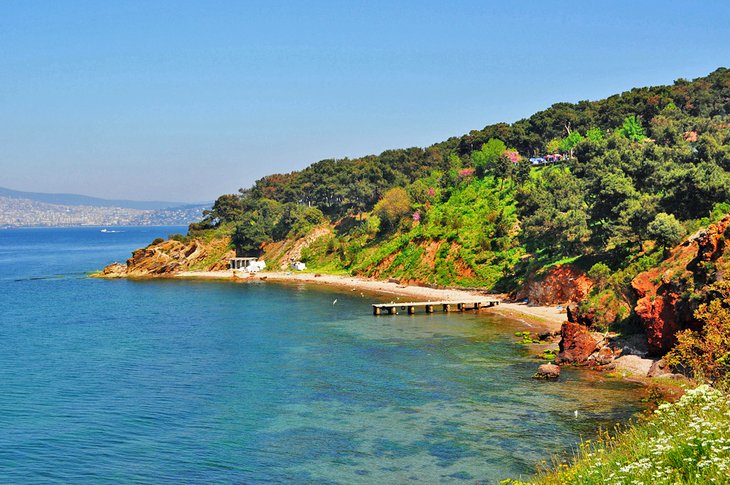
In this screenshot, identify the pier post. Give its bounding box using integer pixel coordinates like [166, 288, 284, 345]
[475, 302, 481, 310]
[457, 303, 463, 312]
[389, 306, 397, 315]
[443, 304, 450, 312]
[408, 306, 415, 315]
[426, 305, 433, 313]
[373, 306, 381, 316]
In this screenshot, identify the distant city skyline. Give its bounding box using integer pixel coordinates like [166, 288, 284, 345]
[2, 0, 729, 202]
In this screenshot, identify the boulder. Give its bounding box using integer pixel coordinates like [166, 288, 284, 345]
[594, 346, 621, 365]
[556, 322, 599, 364]
[645, 358, 686, 380]
[533, 363, 560, 379]
[647, 359, 671, 377]
[537, 330, 560, 342]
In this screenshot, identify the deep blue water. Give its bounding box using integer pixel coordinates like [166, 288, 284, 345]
[0, 227, 643, 483]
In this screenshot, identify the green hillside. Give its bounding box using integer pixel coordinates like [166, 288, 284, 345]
[186, 68, 729, 292]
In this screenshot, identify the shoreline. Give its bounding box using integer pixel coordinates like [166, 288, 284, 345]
[103, 267, 660, 380]
[175, 269, 660, 379]
[175, 269, 568, 332]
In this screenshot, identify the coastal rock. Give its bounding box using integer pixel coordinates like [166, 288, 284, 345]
[533, 363, 560, 379]
[97, 236, 235, 278]
[613, 354, 655, 376]
[593, 345, 621, 365]
[556, 322, 598, 364]
[644, 358, 685, 379]
[513, 265, 592, 306]
[99, 262, 127, 278]
[647, 359, 671, 377]
[569, 303, 597, 327]
[537, 330, 560, 342]
[633, 289, 681, 356]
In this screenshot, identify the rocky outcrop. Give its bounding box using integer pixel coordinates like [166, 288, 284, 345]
[98, 237, 234, 278]
[632, 275, 683, 356]
[555, 321, 599, 363]
[632, 214, 730, 355]
[514, 265, 593, 306]
[533, 363, 560, 379]
[553, 320, 627, 367]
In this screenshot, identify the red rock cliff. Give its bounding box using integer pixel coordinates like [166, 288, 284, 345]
[632, 214, 730, 355]
[514, 264, 593, 305]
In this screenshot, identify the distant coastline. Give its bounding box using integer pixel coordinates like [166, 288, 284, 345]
[0, 197, 207, 228]
[0, 224, 191, 230]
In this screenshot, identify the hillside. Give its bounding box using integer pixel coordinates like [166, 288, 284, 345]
[0, 186, 187, 210]
[104, 67, 730, 377]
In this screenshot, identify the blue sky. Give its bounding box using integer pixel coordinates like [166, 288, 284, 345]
[1, 1, 728, 202]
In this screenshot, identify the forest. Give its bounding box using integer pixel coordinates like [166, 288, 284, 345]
[187, 68, 729, 290]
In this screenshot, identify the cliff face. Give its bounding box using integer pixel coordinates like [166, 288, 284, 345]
[632, 214, 730, 355]
[99, 237, 234, 277]
[514, 265, 593, 305]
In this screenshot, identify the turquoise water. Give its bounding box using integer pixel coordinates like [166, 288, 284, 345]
[0, 227, 643, 483]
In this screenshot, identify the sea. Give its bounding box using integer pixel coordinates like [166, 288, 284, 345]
[0, 226, 644, 483]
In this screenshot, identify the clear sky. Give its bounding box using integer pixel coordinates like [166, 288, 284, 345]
[1, 1, 728, 203]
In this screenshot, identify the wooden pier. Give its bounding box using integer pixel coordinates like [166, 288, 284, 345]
[372, 299, 499, 315]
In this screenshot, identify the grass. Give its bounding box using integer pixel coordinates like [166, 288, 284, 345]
[506, 385, 730, 484]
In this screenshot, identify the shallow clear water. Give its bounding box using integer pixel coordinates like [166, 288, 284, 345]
[0, 227, 643, 483]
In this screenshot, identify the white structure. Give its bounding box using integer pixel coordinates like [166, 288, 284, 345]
[230, 257, 266, 272]
[245, 260, 266, 272]
[291, 261, 306, 271]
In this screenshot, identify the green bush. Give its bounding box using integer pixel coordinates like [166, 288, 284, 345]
[587, 262, 611, 291]
[665, 295, 730, 387]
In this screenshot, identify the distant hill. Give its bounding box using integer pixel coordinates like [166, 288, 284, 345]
[0, 186, 198, 210]
[0, 187, 212, 228]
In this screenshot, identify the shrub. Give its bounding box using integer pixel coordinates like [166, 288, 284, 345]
[373, 187, 412, 230]
[366, 215, 381, 236]
[647, 212, 685, 250]
[665, 297, 730, 387]
[168, 233, 189, 243]
[587, 262, 611, 291]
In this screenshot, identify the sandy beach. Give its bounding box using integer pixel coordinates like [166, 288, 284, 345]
[176, 269, 567, 331]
